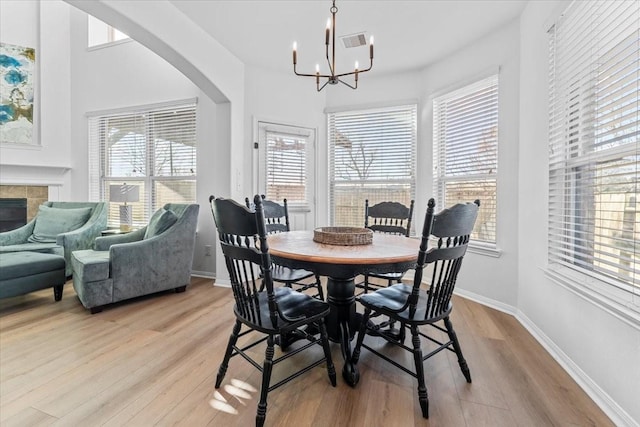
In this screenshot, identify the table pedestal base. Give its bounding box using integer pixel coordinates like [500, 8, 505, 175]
[325, 277, 360, 386]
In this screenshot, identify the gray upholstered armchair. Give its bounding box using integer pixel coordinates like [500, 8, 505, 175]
[71, 203, 199, 313]
[0, 202, 108, 276]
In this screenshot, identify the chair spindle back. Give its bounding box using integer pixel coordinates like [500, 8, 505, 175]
[245, 196, 290, 234]
[410, 198, 479, 320]
[365, 200, 415, 236]
[210, 195, 278, 327]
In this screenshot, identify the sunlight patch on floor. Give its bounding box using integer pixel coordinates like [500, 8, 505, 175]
[208, 378, 258, 415]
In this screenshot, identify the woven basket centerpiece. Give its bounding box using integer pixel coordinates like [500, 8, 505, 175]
[313, 226, 373, 246]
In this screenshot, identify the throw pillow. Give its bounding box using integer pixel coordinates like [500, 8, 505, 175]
[28, 205, 93, 243]
[144, 208, 178, 239]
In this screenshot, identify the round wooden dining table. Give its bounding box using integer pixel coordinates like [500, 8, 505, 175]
[268, 230, 420, 386]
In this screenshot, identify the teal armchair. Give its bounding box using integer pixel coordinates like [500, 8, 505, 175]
[71, 203, 199, 313]
[0, 202, 108, 276]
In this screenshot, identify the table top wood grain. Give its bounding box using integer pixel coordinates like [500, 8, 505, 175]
[268, 230, 420, 266]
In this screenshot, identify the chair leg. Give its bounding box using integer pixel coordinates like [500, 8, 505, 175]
[351, 308, 371, 364]
[398, 321, 406, 344]
[256, 335, 275, 427]
[318, 320, 337, 386]
[411, 325, 429, 418]
[444, 316, 471, 383]
[363, 274, 370, 293]
[216, 320, 241, 388]
[315, 274, 324, 300]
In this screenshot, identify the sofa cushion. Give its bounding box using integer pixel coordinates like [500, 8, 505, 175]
[28, 205, 92, 243]
[0, 242, 62, 254]
[71, 249, 111, 283]
[144, 208, 177, 239]
[0, 252, 66, 281]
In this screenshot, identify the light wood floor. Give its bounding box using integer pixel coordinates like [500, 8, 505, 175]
[0, 277, 613, 427]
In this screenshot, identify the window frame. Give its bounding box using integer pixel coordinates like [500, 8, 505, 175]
[432, 74, 500, 251]
[87, 15, 131, 50]
[546, 0, 639, 319]
[88, 99, 198, 228]
[327, 103, 417, 230]
[257, 121, 315, 211]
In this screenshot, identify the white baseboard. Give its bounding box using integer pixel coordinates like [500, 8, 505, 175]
[515, 311, 638, 427]
[190, 271, 230, 287]
[213, 279, 231, 287]
[191, 271, 215, 279]
[454, 289, 638, 427]
[454, 288, 517, 315]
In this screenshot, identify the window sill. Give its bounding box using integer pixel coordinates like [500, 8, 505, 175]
[544, 265, 640, 330]
[468, 242, 502, 258]
[88, 38, 133, 52]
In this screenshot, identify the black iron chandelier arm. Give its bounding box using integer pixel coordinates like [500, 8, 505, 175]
[337, 79, 357, 90]
[293, 68, 323, 78]
[292, 0, 373, 92]
[334, 61, 373, 78]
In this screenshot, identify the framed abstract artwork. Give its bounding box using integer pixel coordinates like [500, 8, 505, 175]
[0, 42, 36, 145]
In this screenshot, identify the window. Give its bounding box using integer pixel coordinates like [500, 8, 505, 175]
[328, 105, 417, 227]
[87, 15, 130, 48]
[258, 122, 313, 208]
[88, 101, 197, 227]
[433, 75, 499, 245]
[548, 0, 639, 306]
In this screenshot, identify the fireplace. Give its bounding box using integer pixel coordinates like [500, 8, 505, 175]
[0, 198, 28, 232]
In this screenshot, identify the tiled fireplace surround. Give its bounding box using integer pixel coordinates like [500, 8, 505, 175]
[0, 164, 69, 222]
[0, 185, 48, 223]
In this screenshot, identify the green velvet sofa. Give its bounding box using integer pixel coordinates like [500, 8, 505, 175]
[71, 203, 199, 313]
[0, 202, 108, 277]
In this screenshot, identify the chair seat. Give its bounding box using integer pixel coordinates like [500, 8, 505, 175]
[71, 249, 110, 283]
[367, 271, 403, 280]
[235, 286, 330, 331]
[359, 283, 452, 324]
[271, 264, 315, 282]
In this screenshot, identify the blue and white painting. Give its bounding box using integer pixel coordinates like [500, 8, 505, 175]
[0, 43, 35, 145]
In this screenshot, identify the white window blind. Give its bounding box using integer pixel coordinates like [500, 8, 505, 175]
[88, 101, 197, 227]
[328, 104, 417, 227]
[264, 127, 311, 206]
[548, 0, 639, 299]
[433, 75, 499, 244]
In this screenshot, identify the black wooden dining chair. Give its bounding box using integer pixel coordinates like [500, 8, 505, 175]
[210, 195, 336, 427]
[245, 196, 324, 300]
[358, 199, 415, 294]
[352, 198, 479, 419]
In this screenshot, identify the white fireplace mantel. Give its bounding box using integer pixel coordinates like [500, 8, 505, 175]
[0, 164, 71, 201]
[0, 164, 71, 186]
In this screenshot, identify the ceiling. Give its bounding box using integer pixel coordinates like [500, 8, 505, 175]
[169, 0, 528, 77]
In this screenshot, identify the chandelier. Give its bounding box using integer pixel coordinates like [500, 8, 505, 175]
[292, 0, 374, 91]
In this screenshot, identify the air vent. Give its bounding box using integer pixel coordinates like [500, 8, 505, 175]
[341, 33, 367, 48]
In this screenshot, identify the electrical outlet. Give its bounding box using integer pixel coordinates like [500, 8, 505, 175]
[205, 245, 212, 256]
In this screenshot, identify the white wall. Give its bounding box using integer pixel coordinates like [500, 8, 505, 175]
[67, 6, 221, 275]
[420, 19, 521, 308]
[518, 1, 639, 425]
[324, 69, 423, 225]
[2, 2, 638, 423]
[325, 20, 521, 308]
[243, 65, 326, 222]
[0, 0, 73, 198]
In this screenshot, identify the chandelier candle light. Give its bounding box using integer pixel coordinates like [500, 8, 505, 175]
[293, 0, 373, 91]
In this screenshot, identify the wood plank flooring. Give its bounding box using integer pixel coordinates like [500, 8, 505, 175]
[0, 277, 613, 426]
